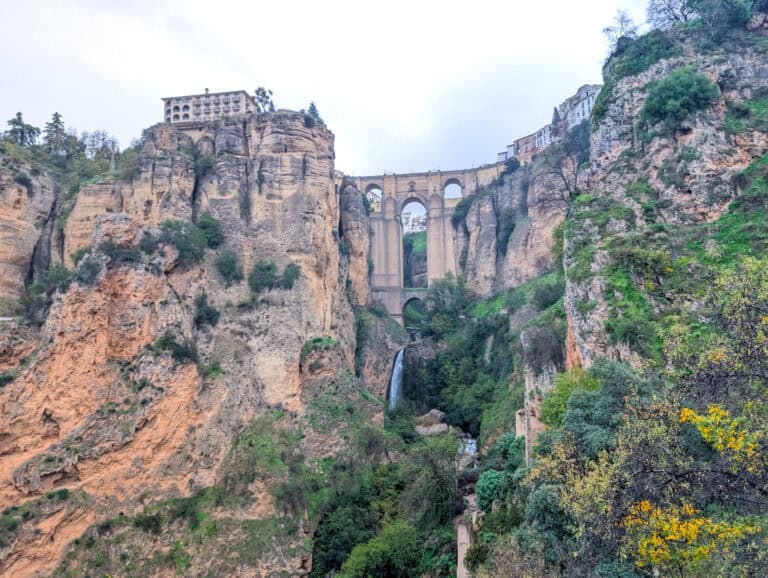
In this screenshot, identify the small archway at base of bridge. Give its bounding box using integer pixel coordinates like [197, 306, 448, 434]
[402, 297, 426, 330]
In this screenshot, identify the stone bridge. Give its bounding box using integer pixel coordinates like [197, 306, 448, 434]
[351, 162, 505, 323]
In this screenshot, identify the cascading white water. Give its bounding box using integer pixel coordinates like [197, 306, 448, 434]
[387, 348, 405, 411]
[460, 437, 478, 457]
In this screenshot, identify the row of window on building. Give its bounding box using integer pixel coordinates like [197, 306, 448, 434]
[497, 84, 601, 164]
[163, 90, 257, 124]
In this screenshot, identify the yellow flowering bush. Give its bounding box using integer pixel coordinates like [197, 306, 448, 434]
[623, 500, 761, 571]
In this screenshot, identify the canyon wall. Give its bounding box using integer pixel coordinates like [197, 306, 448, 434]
[0, 112, 403, 577]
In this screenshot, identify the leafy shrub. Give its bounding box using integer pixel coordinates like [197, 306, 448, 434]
[281, 263, 301, 289]
[465, 542, 491, 571]
[43, 264, 72, 293]
[154, 331, 198, 364]
[159, 221, 208, 266]
[591, 81, 614, 130]
[215, 250, 243, 286]
[503, 157, 521, 175]
[540, 368, 600, 427]
[301, 336, 338, 363]
[641, 67, 720, 132]
[492, 433, 525, 471]
[197, 212, 224, 248]
[477, 469, 507, 512]
[248, 260, 278, 293]
[133, 513, 162, 535]
[606, 30, 679, 83]
[338, 521, 419, 578]
[311, 503, 377, 576]
[99, 241, 141, 265]
[561, 360, 646, 459]
[73, 255, 102, 286]
[451, 196, 473, 228]
[0, 370, 18, 388]
[139, 231, 159, 254]
[71, 246, 91, 265]
[532, 280, 564, 310]
[193, 293, 219, 328]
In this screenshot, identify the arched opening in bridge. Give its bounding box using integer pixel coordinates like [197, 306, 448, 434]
[365, 184, 382, 211]
[402, 297, 426, 330]
[443, 179, 462, 200]
[401, 200, 427, 289]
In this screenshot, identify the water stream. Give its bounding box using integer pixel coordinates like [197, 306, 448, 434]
[387, 348, 405, 411]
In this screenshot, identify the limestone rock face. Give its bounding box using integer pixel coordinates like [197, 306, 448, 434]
[455, 162, 567, 297]
[340, 179, 370, 306]
[568, 39, 768, 369]
[0, 163, 56, 311]
[0, 113, 361, 578]
[462, 193, 498, 296]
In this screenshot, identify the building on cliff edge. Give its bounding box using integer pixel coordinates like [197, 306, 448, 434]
[162, 89, 257, 124]
[497, 84, 601, 165]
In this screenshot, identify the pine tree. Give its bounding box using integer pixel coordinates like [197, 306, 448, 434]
[308, 102, 324, 125]
[43, 112, 66, 155]
[6, 112, 40, 147]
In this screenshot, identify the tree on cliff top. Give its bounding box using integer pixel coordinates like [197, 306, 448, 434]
[5, 112, 40, 147]
[43, 112, 66, 155]
[602, 10, 638, 52]
[541, 119, 590, 198]
[646, 0, 696, 29]
[254, 86, 275, 113]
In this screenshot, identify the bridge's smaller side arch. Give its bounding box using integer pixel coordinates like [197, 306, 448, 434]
[443, 177, 463, 200]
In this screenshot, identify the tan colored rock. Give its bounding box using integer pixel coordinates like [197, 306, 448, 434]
[0, 163, 56, 311]
[340, 179, 371, 306]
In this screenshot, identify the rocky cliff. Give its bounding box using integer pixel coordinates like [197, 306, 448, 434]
[453, 160, 568, 297]
[568, 31, 768, 369]
[0, 112, 402, 577]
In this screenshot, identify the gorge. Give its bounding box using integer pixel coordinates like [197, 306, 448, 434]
[2, 6, 768, 577]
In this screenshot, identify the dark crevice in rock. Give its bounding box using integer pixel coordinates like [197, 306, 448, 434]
[241, 121, 252, 224]
[27, 181, 59, 286]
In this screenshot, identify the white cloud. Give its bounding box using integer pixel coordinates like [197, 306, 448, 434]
[0, 0, 647, 174]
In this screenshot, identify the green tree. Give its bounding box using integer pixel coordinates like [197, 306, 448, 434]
[43, 112, 66, 155]
[196, 212, 224, 248]
[159, 221, 208, 266]
[253, 87, 275, 113]
[400, 436, 458, 528]
[689, 0, 753, 41]
[646, 0, 696, 30]
[193, 293, 220, 328]
[641, 67, 720, 132]
[6, 112, 40, 147]
[338, 521, 419, 578]
[603, 10, 639, 52]
[248, 261, 278, 293]
[477, 469, 507, 512]
[215, 251, 244, 286]
[540, 367, 600, 427]
[281, 263, 301, 289]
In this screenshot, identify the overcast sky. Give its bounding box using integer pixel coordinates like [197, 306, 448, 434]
[1, 0, 647, 176]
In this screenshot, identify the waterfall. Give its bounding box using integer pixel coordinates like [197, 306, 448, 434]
[387, 348, 405, 411]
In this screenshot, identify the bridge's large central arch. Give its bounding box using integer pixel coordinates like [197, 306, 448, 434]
[353, 162, 504, 323]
